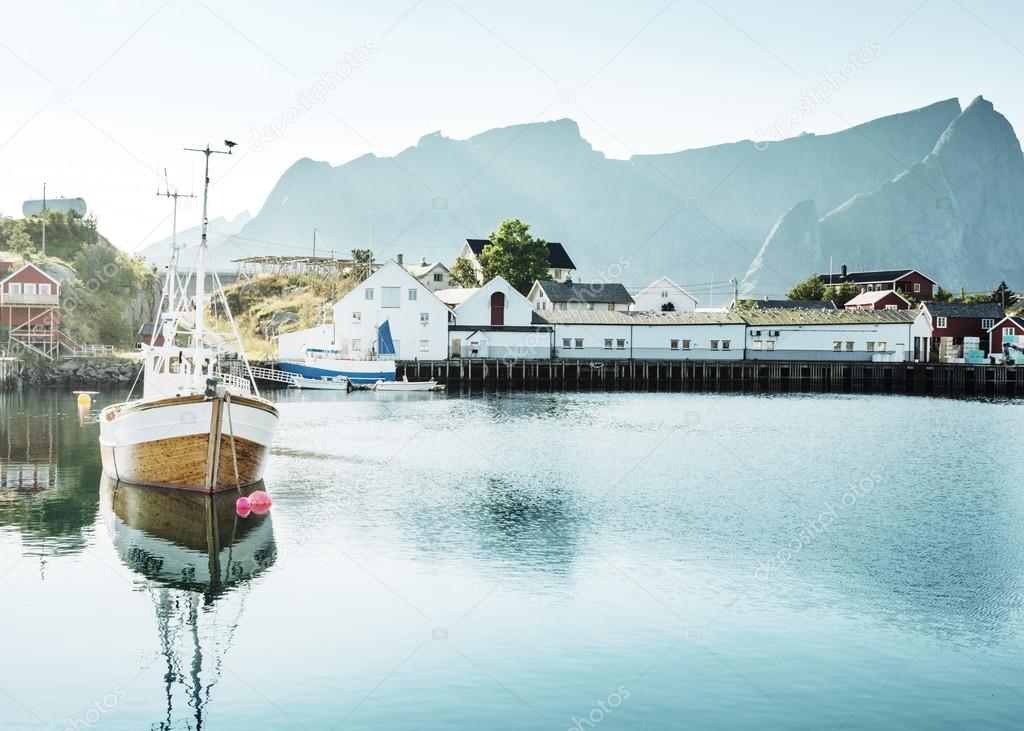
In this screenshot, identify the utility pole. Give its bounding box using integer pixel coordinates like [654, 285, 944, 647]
[312, 227, 318, 258]
[731, 277, 738, 306]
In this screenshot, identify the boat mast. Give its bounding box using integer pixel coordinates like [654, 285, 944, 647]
[184, 141, 235, 387]
[156, 170, 196, 317]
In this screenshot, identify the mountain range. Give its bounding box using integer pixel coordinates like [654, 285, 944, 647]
[142, 96, 1023, 297]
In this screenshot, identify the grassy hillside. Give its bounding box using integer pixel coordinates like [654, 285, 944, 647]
[0, 210, 159, 347]
[216, 273, 357, 359]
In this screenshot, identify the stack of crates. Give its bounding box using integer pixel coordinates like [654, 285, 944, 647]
[963, 336, 985, 364]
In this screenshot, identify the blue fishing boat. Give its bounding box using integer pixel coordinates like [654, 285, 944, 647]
[276, 321, 398, 385]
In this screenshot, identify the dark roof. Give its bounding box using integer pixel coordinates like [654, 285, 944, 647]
[535, 280, 634, 304]
[749, 299, 837, 310]
[465, 239, 575, 270]
[922, 302, 1004, 319]
[990, 316, 1024, 331]
[818, 269, 935, 285]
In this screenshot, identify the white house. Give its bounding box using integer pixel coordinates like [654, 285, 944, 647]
[456, 238, 576, 284]
[528, 280, 634, 312]
[331, 259, 451, 360]
[741, 308, 916, 361]
[539, 310, 747, 360]
[404, 257, 450, 292]
[449, 276, 552, 358]
[632, 277, 698, 312]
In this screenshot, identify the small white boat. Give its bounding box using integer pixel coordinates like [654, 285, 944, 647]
[289, 374, 351, 391]
[373, 375, 442, 392]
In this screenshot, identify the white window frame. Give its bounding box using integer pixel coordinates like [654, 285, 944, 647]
[846, 341, 854, 351]
[8, 283, 21, 295]
[352, 312, 361, 322]
[722, 340, 730, 351]
[604, 339, 613, 350]
[408, 288, 418, 301]
[877, 341, 887, 351]
[364, 288, 374, 300]
[681, 339, 691, 350]
[381, 287, 401, 308]
[433, 272, 443, 282]
[913, 282, 921, 293]
[752, 339, 762, 350]
[1004, 327, 1015, 336]
[833, 341, 841, 351]
[419, 339, 429, 352]
[766, 340, 775, 351]
[574, 338, 584, 349]
[351, 338, 362, 351]
[710, 340, 719, 351]
[562, 338, 571, 348]
[23, 283, 36, 295]
[982, 318, 994, 330]
[936, 316, 947, 328]
[670, 339, 679, 350]
[866, 342, 875, 352]
[616, 339, 625, 350]
[420, 312, 429, 324]
[38, 283, 52, 295]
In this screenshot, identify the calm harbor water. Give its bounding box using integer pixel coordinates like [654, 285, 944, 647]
[1, 387, 1023, 730]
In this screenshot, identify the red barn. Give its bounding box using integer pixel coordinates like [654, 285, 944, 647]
[844, 289, 911, 311]
[988, 316, 1024, 360]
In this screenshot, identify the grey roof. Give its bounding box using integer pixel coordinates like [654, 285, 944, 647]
[536, 280, 634, 305]
[466, 239, 575, 270]
[537, 310, 745, 325]
[739, 308, 917, 326]
[819, 268, 934, 285]
[921, 302, 1004, 319]
[749, 299, 837, 310]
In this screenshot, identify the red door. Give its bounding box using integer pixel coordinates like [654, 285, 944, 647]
[490, 292, 505, 326]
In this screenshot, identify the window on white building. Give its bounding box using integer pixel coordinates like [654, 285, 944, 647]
[877, 341, 887, 351]
[766, 340, 775, 351]
[866, 342, 875, 352]
[681, 339, 691, 350]
[381, 287, 400, 308]
[607, 303, 615, 311]
[419, 340, 429, 352]
[722, 340, 730, 350]
[420, 313, 429, 324]
[710, 340, 719, 350]
[574, 338, 584, 348]
[616, 339, 625, 350]
[661, 291, 668, 298]
[352, 339, 362, 351]
[670, 339, 679, 350]
[562, 338, 571, 348]
[833, 341, 842, 351]
[604, 339, 613, 349]
[408, 288, 418, 301]
[752, 339, 762, 350]
[846, 341, 854, 351]
[558, 302, 567, 310]
[982, 318, 994, 330]
[433, 272, 443, 282]
[38, 284, 51, 295]
[936, 316, 948, 328]
[352, 312, 361, 322]
[365, 288, 374, 300]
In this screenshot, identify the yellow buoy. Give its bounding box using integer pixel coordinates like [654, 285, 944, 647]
[76, 393, 91, 409]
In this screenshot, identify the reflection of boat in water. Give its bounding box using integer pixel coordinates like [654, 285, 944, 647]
[100, 477, 275, 727]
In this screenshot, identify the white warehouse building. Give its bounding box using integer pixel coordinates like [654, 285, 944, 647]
[741, 308, 917, 361]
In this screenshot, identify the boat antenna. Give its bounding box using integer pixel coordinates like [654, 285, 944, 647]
[184, 141, 235, 388]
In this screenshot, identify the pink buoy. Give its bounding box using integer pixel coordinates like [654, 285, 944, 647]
[235, 496, 251, 517]
[248, 490, 272, 514]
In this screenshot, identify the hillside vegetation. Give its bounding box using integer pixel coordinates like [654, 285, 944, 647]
[217, 272, 356, 358]
[0, 210, 159, 347]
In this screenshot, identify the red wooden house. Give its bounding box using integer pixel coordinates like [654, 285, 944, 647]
[911, 302, 1004, 362]
[0, 263, 74, 358]
[843, 289, 911, 311]
[988, 316, 1024, 361]
[820, 265, 938, 299]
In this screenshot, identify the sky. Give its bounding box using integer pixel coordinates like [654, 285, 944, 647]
[1, 0, 1023, 253]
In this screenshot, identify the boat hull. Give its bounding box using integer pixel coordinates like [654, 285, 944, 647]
[276, 359, 395, 385]
[99, 394, 278, 493]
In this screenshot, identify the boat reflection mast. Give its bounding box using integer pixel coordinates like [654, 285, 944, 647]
[101, 478, 275, 729]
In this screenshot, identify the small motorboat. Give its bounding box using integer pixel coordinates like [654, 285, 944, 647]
[288, 374, 351, 391]
[373, 375, 443, 392]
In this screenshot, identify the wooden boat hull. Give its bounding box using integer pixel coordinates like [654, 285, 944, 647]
[99, 394, 278, 493]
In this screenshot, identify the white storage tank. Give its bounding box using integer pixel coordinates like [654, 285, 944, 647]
[22, 197, 87, 217]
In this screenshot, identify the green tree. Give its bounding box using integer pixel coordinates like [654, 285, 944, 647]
[993, 281, 1016, 309]
[0, 216, 32, 253]
[478, 219, 550, 294]
[351, 248, 373, 281]
[829, 281, 860, 307]
[933, 287, 954, 303]
[448, 256, 479, 288]
[787, 274, 827, 301]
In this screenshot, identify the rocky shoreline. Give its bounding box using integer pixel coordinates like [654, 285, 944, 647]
[15, 357, 140, 388]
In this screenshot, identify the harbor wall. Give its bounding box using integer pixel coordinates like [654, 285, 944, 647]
[393, 358, 1024, 397]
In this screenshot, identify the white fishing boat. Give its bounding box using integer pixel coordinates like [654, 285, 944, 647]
[373, 375, 442, 392]
[276, 320, 397, 386]
[99, 142, 278, 493]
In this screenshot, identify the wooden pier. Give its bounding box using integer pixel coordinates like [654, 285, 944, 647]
[393, 359, 1024, 397]
[0, 357, 22, 389]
